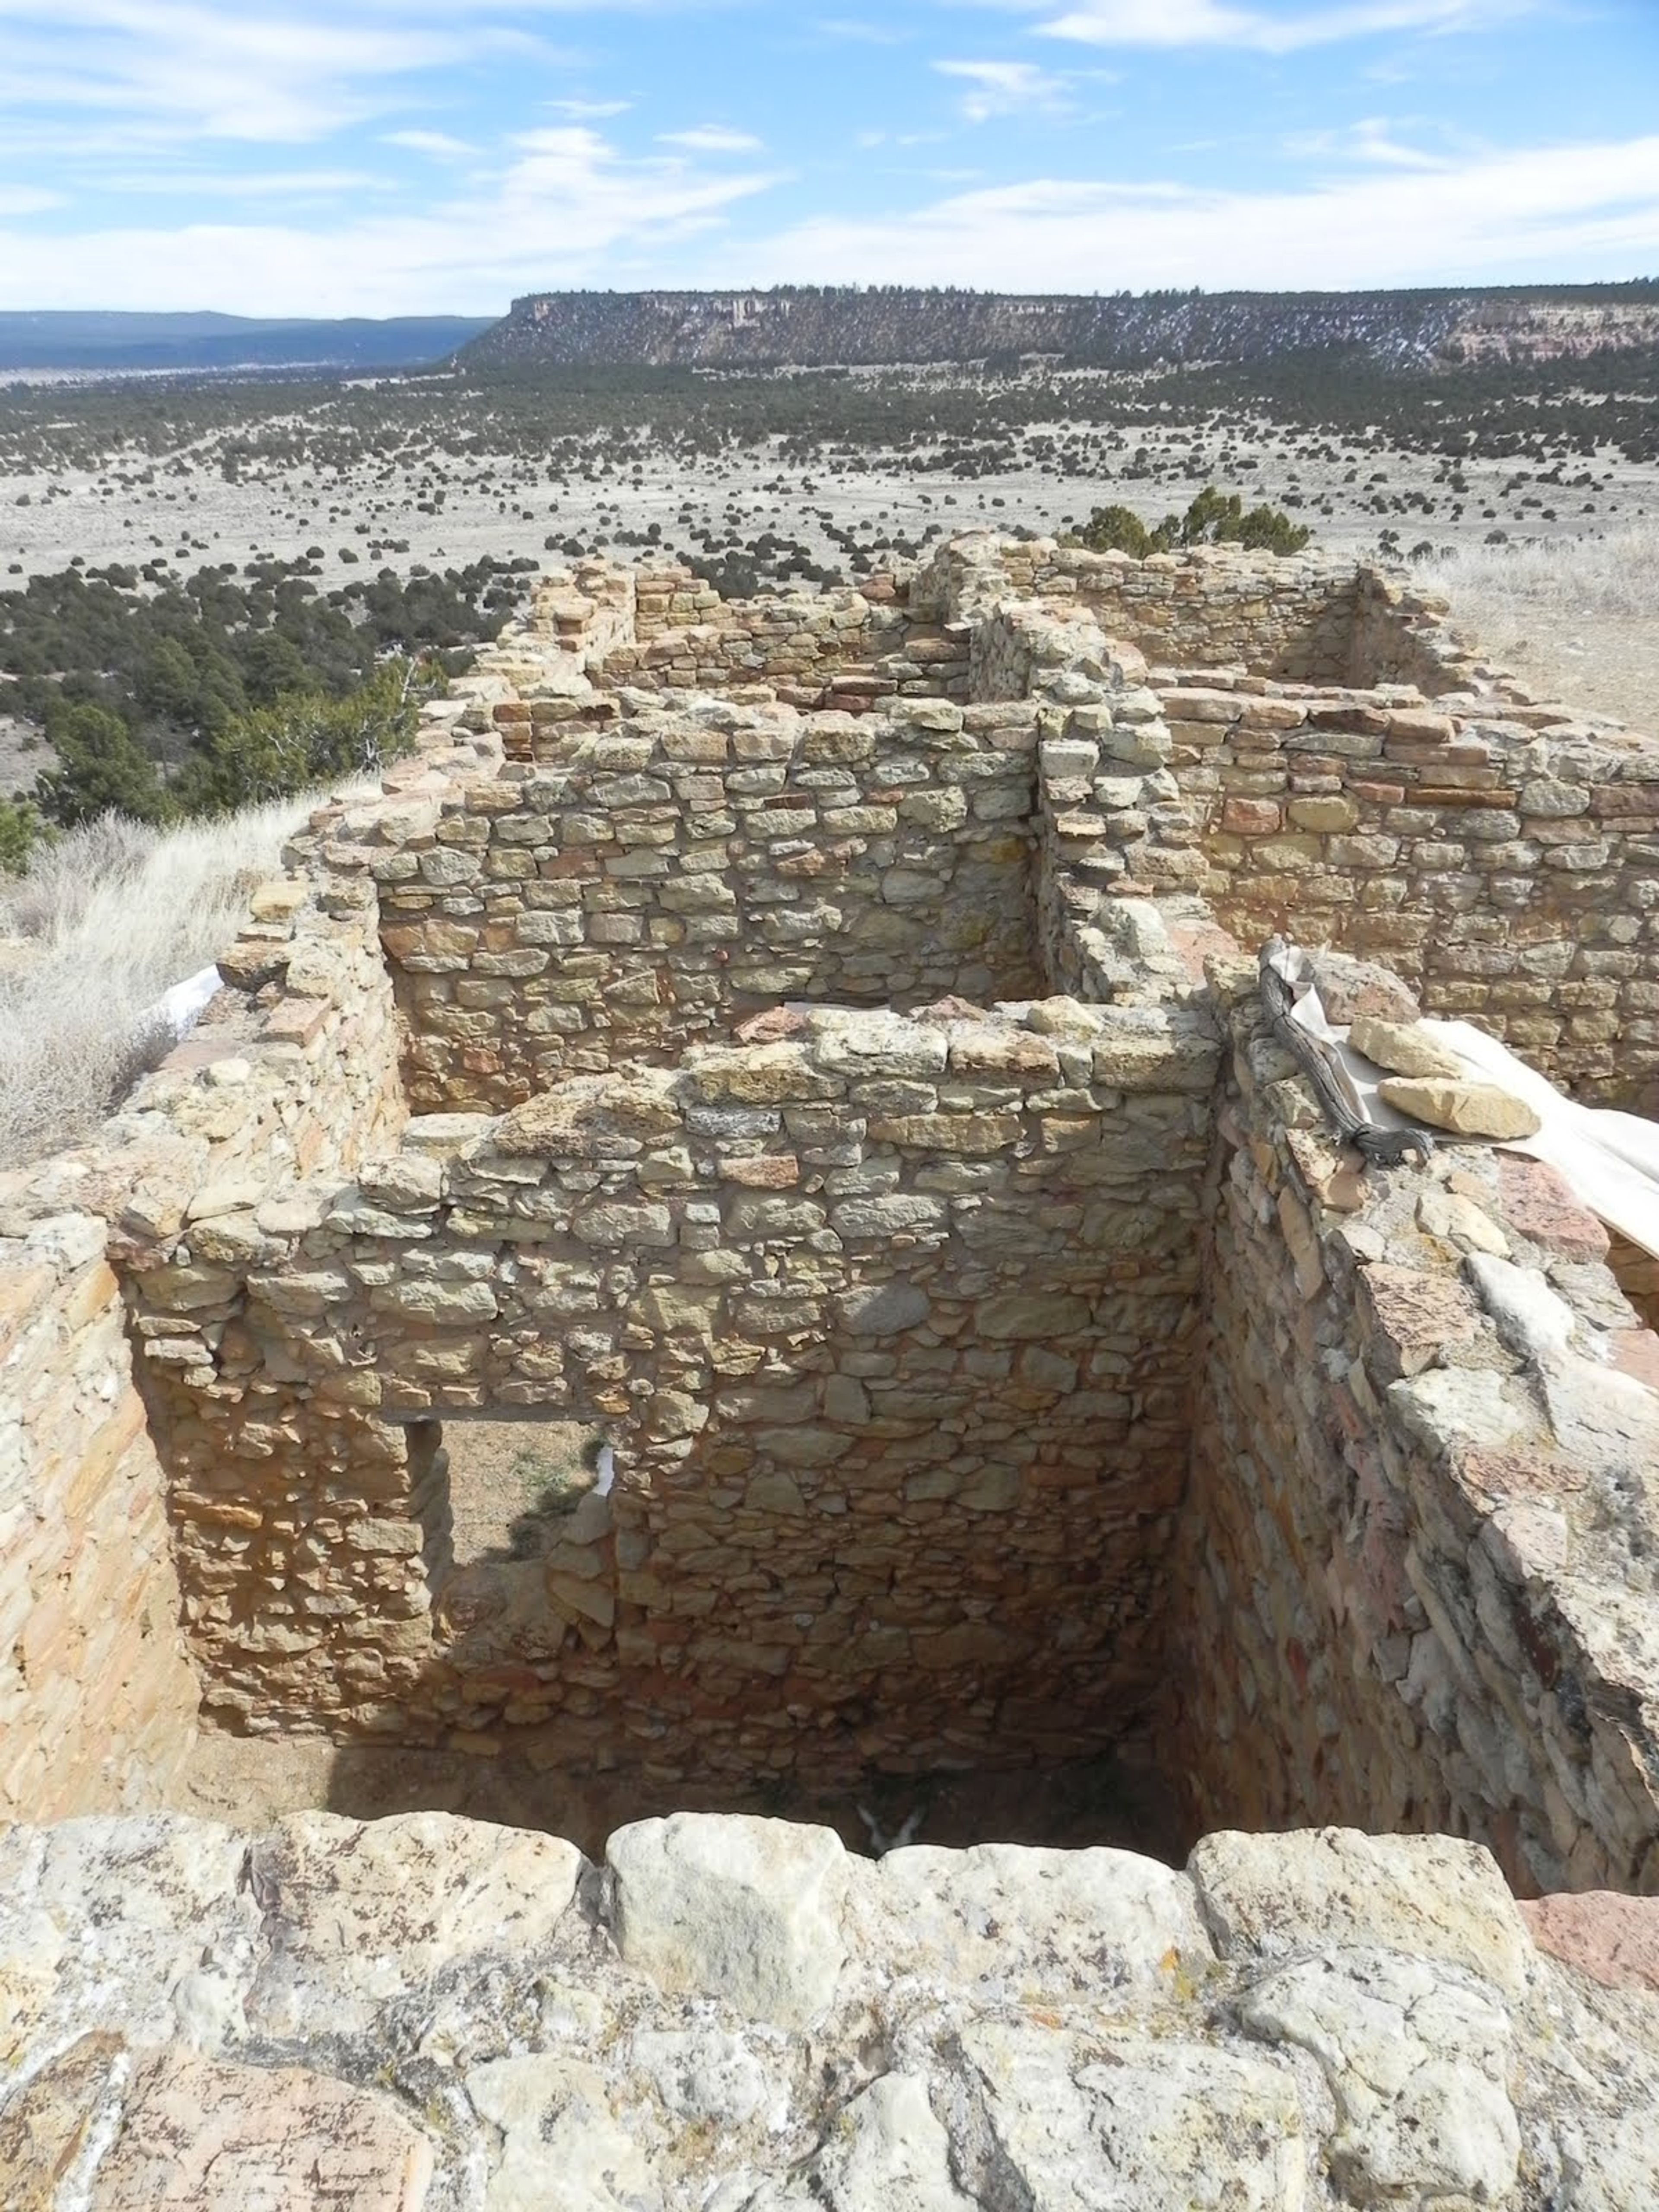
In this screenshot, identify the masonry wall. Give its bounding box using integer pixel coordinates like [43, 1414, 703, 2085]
[10, 528, 1659, 1882]
[912, 535, 1362, 683]
[122, 1001, 1219, 1782]
[0, 860, 413, 1821]
[365, 696, 1046, 1116]
[1156, 675, 1659, 1111]
[0, 1217, 200, 1821]
[1170, 981, 1659, 1896]
[497, 558, 947, 712]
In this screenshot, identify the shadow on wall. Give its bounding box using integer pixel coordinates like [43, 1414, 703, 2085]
[311, 1737, 1189, 1866]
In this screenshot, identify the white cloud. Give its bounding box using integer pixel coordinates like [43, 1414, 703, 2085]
[0, 1, 559, 144]
[813, 16, 908, 42]
[0, 186, 63, 215]
[7, 123, 1653, 314]
[725, 133, 1659, 290]
[0, 3, 483, 143]
[935, 59, 1073, 121]
[382, 129, 475, 157]
[546, 98, 633, 119]
[658, 126, 765, 153]
[1036, 0, 1531, 52]
[0, 123, 782, 313]
[1283, 115, 1452, 167]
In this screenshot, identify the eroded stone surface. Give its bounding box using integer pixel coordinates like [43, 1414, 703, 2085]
[1378, 1076, 1544, 1141]
[607, 1813, 848, 2029]
[1, 1812, 1657, 2212]
[1189, 1827, 1533, 1995]
[1349, 1014, 1468, 1081]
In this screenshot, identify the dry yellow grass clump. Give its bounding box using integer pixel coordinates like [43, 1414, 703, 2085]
[1417, 523, 1659, 732]
[0, 798, 346, 1170]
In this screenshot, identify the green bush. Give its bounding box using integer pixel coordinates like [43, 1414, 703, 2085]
[36, 704, 173, 828]
[172, 658, 434, 813]
[0, 796, 45, 875]
[1068, 485, 1312, 560]
[1069, 503, 1158, 557]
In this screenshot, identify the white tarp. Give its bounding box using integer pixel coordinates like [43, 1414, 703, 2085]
[152, 963, 222, 1047]
[1268, 943, 1659, 1262]
[1422, 1020, 1659, 1263]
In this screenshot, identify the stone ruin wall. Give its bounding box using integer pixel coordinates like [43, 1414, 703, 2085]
[1161, 674, 1659, 1113]
[0, 871, 408, 1823]
[379, 694, 1045, 1116]
[6, 529, 1659, 1908]
[1172, 964, 1659, 1896]
[0, 1214, 199, 1824]
[124, 999, 1216, 1783]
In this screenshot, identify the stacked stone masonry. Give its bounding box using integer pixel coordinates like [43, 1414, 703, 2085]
[6, 529, 1659, 1919]
[7, 1811, 1659, 2210]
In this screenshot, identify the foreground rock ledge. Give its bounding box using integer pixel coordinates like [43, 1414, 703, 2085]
[2, 1812, 1658, 2210]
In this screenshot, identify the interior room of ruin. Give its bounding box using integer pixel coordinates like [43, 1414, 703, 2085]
[8, 528, 1659, 1898]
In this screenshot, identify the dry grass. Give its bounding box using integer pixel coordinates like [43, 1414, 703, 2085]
[0, 796, 353, 1171]
[1416, 522, 1659, 628]
[1414, 524, 1659, 729]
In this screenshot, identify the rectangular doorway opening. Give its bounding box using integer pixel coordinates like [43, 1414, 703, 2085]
[430, 1415, 612, 1570]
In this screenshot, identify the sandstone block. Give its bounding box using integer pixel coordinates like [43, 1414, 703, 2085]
[978, 1293, 1091, 1339]
[92, 2048, 435, 2212]
[1189, 1827, 1531, 1995]
[955, 2021, 1303, 2212]
[1348, 1014, 1467, 1081]
[1416, 1189, 1509, 1257]
[1242, 1950, 1519, 2206]
[606, 1813, 847, 2029]
[1522, 1891, 1659, 1993]
[464, 2056, 653, 2212]
[245, 1811, 584, 2038]
[741, 2072, 973, 2212]
[1377, 1077, 1542, 1141]
[834, 1282, 929, 1336]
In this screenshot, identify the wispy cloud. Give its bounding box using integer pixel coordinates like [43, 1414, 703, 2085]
[6, 120, 1653, 312]
[0, 120, 783, 312]
[0, 186, 63, 216]
[658, 125, 764, 153]
[813, 16, 908, 41]
[728, 133, 1659, 290]
[1283, 114, 1454, 166]
[934, 59, 1074, 121]
[1036, 0, 1533, 53]
[0, 2, 493, 143]
[382, 129, 475, 158]
[545, 98, 633, 120]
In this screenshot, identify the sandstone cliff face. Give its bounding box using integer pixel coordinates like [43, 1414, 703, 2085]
[459, 284, 1659, 372]
[2, 1810, 1658, 2210]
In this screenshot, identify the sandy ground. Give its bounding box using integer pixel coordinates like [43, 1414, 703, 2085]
[1442, 610, 1658, 731]
[442, 1416, 600, 1563]
[7, 424, 1657, 578]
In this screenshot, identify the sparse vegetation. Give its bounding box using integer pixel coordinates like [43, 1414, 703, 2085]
[0, 555, 529, 827]
[0, 794, 364, 1168]
[1069, 486, 1311, 558]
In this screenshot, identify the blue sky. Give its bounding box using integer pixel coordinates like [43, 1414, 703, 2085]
[0, 0, 1655, 314]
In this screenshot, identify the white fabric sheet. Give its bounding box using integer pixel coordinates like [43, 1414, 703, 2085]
[1266, 942, 1659, 1261]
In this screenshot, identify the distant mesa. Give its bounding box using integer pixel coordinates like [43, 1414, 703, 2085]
[6, 284, 1657, 378]
[459, 280, 1659, 374]
[0, 311, 494, 375]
